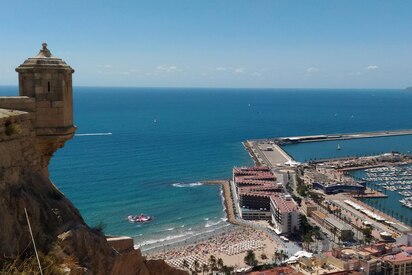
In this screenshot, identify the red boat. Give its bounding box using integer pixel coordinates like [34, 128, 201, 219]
[128, 214, 152, 223]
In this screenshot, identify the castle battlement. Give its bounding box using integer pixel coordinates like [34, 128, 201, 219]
[0, 43, 76, 173]
[0, 43, 75, 134]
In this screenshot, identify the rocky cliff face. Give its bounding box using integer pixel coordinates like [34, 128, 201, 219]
[0, 110, 186, 274]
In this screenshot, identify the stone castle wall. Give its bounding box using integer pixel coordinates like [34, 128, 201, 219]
[0, 96, 36, 112]
[0, 110, 42, 187]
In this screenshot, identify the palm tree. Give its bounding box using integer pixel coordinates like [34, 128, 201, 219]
[208, 255, 217, 271]
[182, 259, 189, 270]
[330, 227, 337, 244]
[362, 227, 373, 244]
[273, 250, 280, 264]
[303, 233, 313, 251]
[282, 251, 288, 264]
[201, 263, 209, 275]
[217, 258, 224, 271]
[244, 250, 258, 266]
[193, 260, 200, 274]
[221, 265, 235, 275]
[278, 249, 288, 264]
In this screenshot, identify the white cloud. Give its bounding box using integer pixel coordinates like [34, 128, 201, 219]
[156, 65, 178, 73]
[234, 67, 245, 74]
[306, 67, 319, 73]
[349, 65, 379, 76]
[104, 64, 112, 68]
[212, 66, 245, 74]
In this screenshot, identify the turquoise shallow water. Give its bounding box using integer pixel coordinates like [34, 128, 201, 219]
[1, 86, 412, 246]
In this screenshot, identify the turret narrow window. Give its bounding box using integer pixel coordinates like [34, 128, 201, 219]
[47, 81, 51, 92]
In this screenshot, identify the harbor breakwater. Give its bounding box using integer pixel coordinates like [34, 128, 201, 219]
[201, 180, 238, 225]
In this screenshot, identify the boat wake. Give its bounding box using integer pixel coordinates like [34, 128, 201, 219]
[172, 182, 203, 188]
[75, 132, 113, 136]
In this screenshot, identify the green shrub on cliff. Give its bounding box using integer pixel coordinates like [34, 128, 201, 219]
[0, 252, 65, 275]
[4, 122, 22, 136]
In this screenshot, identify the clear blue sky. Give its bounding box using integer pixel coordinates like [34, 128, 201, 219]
[0, 0, 411, 88]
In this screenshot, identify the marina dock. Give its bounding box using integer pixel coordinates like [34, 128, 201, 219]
[246, 129, 412, 167]
[244, 140, 293, 166]
[352, 187, 388, 198]
[275, 128, 412, 144]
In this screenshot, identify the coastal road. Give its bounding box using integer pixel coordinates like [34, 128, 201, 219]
[330, 195, 401, 239]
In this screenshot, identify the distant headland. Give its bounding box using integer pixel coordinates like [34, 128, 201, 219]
[405, 87, 412, 91]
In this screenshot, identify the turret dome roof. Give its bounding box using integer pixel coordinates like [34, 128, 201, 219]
[16, 43, 74, 72]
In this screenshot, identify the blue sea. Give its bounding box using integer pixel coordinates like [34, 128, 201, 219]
[1, 87, 412, 247]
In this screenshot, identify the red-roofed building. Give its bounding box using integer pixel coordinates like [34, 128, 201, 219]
[233, 166, 283, 220]
[382, 250, 412, 275]
[270, 194, 300, 235]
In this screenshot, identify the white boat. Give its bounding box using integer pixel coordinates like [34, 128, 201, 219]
[128, 214, 152, 223]
[337, 144, 341, 150]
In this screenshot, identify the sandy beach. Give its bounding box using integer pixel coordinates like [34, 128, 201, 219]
[145, 225, 280, 269]
[143, 180, 284, 270]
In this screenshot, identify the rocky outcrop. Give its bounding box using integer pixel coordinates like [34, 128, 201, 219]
[0, 112, 186, 274]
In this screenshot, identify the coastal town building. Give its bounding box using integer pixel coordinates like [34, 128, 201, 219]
[290, 243, 412, 275]
[270, 194, 300, 235]
[312, 181, 366, 195]
[381, 246, 412, 275]
[233, 166, 283, 220]
[324, 248, 380, 274]
[310, 210, 352, 240]
[304, 167, 366, 195]
[301, 199, 318, 216]
[323, 217, 352, 239]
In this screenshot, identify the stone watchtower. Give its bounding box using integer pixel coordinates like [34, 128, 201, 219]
[0, 43, 77, 172]
[16, 43, 75, 137]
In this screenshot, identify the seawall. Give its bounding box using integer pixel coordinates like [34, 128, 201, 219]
[201, 180, 239, 225]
